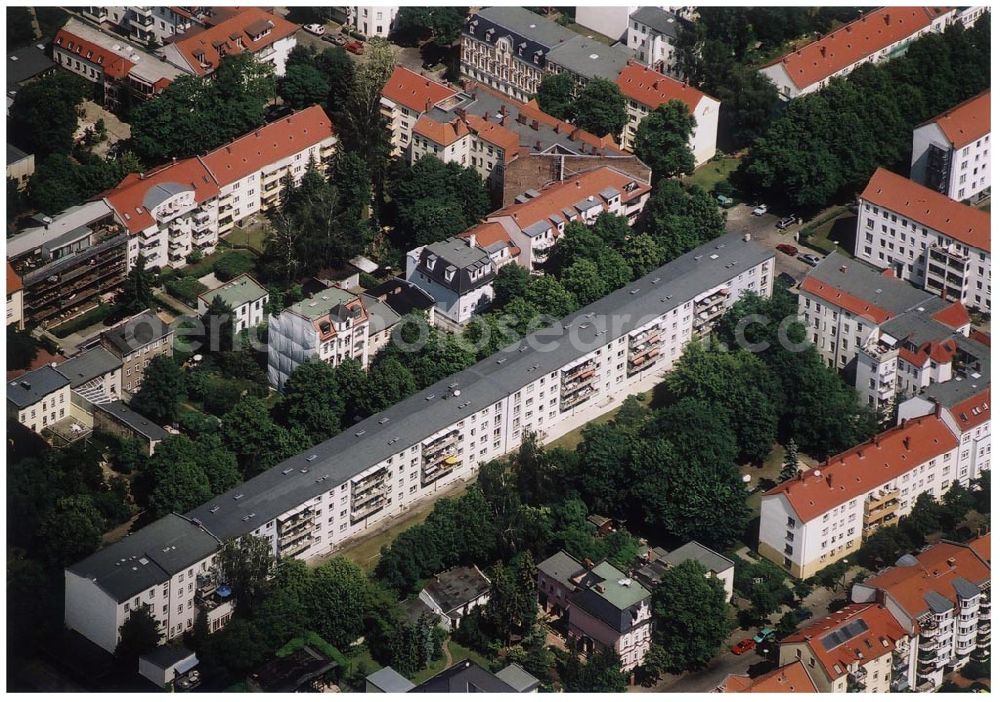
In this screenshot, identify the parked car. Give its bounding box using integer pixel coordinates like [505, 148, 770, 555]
[753, 627, 776, 644]
[799, 253, 822, 266]
[776, 215, 797, 229]
[776, 243, 798, 256]
[717, 194, 735, 207]
[265, 105, 294, 122]
[731, 638, 756, 655]
[752, 204, 768, 216]
[322, 33, 345, 45]
[346, 41, 365, 55]
[303, 23, 326, 36]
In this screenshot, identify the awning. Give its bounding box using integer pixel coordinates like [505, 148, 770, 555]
[175, 655, 199, 675]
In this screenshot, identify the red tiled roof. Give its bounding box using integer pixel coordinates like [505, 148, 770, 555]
[201, 105, 335, 186]
[763, 7, 950, 90]
[106, 158, 219, 235]
[969, 329, 991, 346]
[897, 338, 958, 368]
[7, 262, 23, 294]
[863, 537, 990, 623]
[798, 276, 894, 324]
[765, 414, 958, 522]
[719, 661, 818, 693]
[381, 65, 459, 114]
[171, 7, 298, 76]
[781, 604, 907, 683]
[860, 167, 990, 252]
[921, 90, 991, 149]
[53, 27, 135, 79]
[412, 115, 468, 146]
[463, 114, 521, 162]
[616, 61, 713, 112]
[930, 301, 971, 330]
[948, 388, 990, 432]
[461, 221, 520, 258]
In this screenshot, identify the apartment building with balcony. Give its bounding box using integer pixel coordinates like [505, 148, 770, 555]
[777, 603, 908, 693]
[53, 18, 183, 110]
[66, 232, 773, 653]
[855, 168, 991, 312]
[759, 7, 955, 101]
[100, 311, 174, 395]
[7, 201, 129, 329]
[347, 6, 398, 38]
[380, 66, 460, 158]
[160, 7, 298, 77]
[405, 237, 500, 328]
[7, 263, 23, 331]
[196, 274, 268, 337]
[852, 535, 991, 691]
[80, 6, 219, 46]
[626, 8, 691, 77]
[267, 286, 371, 390]
[911, 91, 990, 204]
[759, 412, 960, 579]
[615, 62, 719, 164]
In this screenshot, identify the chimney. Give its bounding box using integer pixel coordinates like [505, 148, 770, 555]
[583, 558, 594, 569]
[468, 231, 477, 248]
[884, 13, 890, 26]
[530, 119, 539, 131]
[743, 231, 751, 243]
[425, 98, 432, 113]
[903, 436, 911, 450]
[874, 436, 880, 447]
[820, 46, 827, 58]
[840, 265, 848, 273]
[534, 139, 541, 151]
[826, 474, 833, 487]
[935, 401, 943, 418]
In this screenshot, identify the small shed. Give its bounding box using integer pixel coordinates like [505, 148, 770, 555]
[365, 666, 416, 693]
[138, 645, 199, 689]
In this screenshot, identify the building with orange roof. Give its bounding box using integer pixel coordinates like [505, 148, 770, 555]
[852, 535, 991, 691]
[7, 262, 24, 330]
[103, 106, 335, 269]
[777, 603, 909, 693]
[160, 7, 299, 77]
[380, 66, 460, 157]
[911, 90, 991, 203]
[759, 412, 961, 578]
[714, 660, 818, 693]
[856, 167, 991, 312]
[759, 7, 955, 100]
[615, 61, 720, 164]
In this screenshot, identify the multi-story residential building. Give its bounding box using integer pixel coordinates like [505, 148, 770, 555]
[7, 201, 128, 329]
[267, 286, 371, 390]
[7, 365, 71, 434]
[104, 105, 336, 269]
[615, 61, 719, 164]
[380, 66, 461, 158]
[759, 7, 955, 100]
[7, 263, 24, 330]
[53, 18, 182, 110]
[405, 237, 501, 329]
[911, 90, 990, 204]
[855, 168, 991, 312]
[55, 346, 124, 404]
[418, 565, 492, 631]
[852, 535, 991, 691]
[954, 6, 990, 29]
[66, 232, 774, 653]
[778, 603, 908, 693]
[197, 274, 268, 338]
[7, 144, 34, 190]
[759, 412, 964, 578]
[348, 6, 398, 38]
[160, 7, 298, 77]
[79, 6, 218, 46]
[485, 166, 652, 272]
[100, 311, 174, 396]
[575, 5, 642, 41]
[715, 661, 818, 693]
[626, 7, 690, 76]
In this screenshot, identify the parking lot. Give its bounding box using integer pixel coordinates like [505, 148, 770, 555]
[725, 203, 817, 284]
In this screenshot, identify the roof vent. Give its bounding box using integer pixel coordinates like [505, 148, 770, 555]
[282, 467, 294, 475]
[233, 493, 244, 500]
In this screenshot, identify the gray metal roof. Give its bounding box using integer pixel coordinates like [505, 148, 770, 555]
[537, 550, 585, 590]
[472, 6, 577, 49]
[546, 36, 632, 81]
[95, 401, 168, 442]
[416, 237, 495, 294]
[142, 182, 190, 211]
[662, 541, 735, 576]
[7, 143, 30, 165]
[881, 297, 963, 347]
[7, 365, 70, 409]
[185, 231, 772, 541]
[495, 663, 540, 692]
[102, 312, 172, 355]
[924, 590, 954, 614]
[629, 7, 688, 39]
[413, 660, 515, 693]
[805, 252, 935, 317]
[360, 293, 401, 336]
[366, 666, 415, 693]
[140, 645, 196, 670]
[952, 576, 981, 600]
[6, 43, 55, 91]
[7, 200, 114, 260]
[198, 273, 267, 310]
[66, 514, 220, 602]
[56, 347, 122, 388]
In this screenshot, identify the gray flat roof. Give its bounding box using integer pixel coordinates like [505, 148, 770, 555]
[198, 273, 267, 310]
[662, 541, 735, 575]
[140, 645, 195, 669]
[881, 297, 961, 347]
[95, 401, 168, 442]
[629, 7, 688, 39]
[7, 43, 55, 91]
[56, 347, 122, 388]
[495, 663, 540, 692]
[66, 514, 220, 602]
[472, 6, 577, 48]
[7, 365, 70, 408]
[805, 252, 934, 317]
[537, 549, 585, 589]
[7, 201, 113, 260]
[185, 231, 772, 541]
[546, 37, 631, 81]
[423, 565, 491, 614]
[366, 666, 415, 693]
[102, 312, 172, 355]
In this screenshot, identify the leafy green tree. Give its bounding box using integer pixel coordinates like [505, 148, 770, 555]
[535, 72, 577, 121]
[562, 647, 628, 692]
[392, 7, 468, 46]
[524, 276, 576, 319]
[332, 357, 369, 425]
[219, 534, 276, 614]
[361, 358, 418, 415]
[640, 180, 725, 261]
[484, 552, 538, 644]
[37, 495, 104, 566]
[310, 557, 378, 648]
[28, 151, 142, 215]
[9, 71, 88, 156]
[277, 359, 346, 443]
[7, 326, 40, 371]
[492, 263, 531, 308]
[734, 558, 794, 620]
[7, 7, 36, 48]
[652, 559, 732, 671]
[115, 603, 160, 664]
[222, 396, 306, 477]
[856, 524, 914, 571]
[279, 63, 329, 109]
[560, 259, 606, 307]
[573, 79, 627, 138]
[634, 99, 696, 180]
[147, 445, 213, 517]
[132, 356, 186, 424]
[202, 295, 235, 355]
[780, 439, 800, 482]
[622, 233, 666, 278]
[714, 66, 780, 150]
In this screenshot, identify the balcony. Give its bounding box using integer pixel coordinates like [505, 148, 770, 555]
[351, 495, 387, 522]
[282, 535, 313, 558]
[563, 361, 596, 382]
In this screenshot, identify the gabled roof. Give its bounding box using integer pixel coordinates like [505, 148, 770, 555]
[762, 7, 951, 90]
[765, 414, 958, 523]
[616, 61, 715, 112]
[919, 90, 990, 149]
[7, 365, 69, 409]
[629, 7, 689, 39]
[461, 221, 521, 258]
[55, 347, 122, 388]
[860, 167, 990, 252]
[101, 312, 173, 355]
[7, 262, 23, 294]
[381, 65, 459, 114]
[170, 7, 298, 76]
[948, 388, 991, 433]
[412, 114, 468, 146]
[930, 301, 972, 330]
[718, 660, 818, 693]
[53, 22, 134, 79]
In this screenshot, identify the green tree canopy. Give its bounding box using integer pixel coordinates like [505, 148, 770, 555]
[9, 71, 88, 156]
[131, 356, 186, 425]
[573, 78, 627, 138]
[37, 495, 104, 566]
[535, 72, 577, 121]
[633, 99, 697, 180]
[277, 359, 346, 443]
[279, 63, 330, 109]
[115, 603, 160, 664]
[219, 534, 276, 614]
[652, 559, 732, 671]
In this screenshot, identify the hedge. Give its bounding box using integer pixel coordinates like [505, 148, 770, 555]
[50, 303, 113, 338]
[212, 251, 255, 282]
[165, 277, 209, 306]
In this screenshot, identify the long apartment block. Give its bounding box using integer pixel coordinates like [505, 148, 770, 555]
[65, 231, 774, 653]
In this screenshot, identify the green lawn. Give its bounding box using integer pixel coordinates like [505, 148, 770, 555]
[744, 444, 818, 517]
[548, 392, 653, 451]
[409, 640, 492, 683]
[224, 223, 269, 255]
[801, 206, 854, 257]
[683, 157, 741, 195]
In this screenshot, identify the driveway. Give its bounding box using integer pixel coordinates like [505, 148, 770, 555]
[726, 204, 813, 283]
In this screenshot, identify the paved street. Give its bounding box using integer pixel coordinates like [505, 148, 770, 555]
[725, 203, 813, 284]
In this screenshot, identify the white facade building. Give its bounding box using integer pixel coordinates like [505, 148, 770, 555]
[405, 237, 499, 329]
[66, 232, 774, 654]
[626, 7, 689, 76]
[855, 168, 991, 312]
[7, 365, 71, 434]
[197, 274, 268, 337]
[348, 6, 398, 38]
[911, 91, 990, 204]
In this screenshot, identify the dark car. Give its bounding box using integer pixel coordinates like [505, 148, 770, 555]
[265, 105, 294, 122]
[346, 41, 364, 55]
[776, 243, 798, 256]
[731, 639, 756, 655]
[776, 215, 797, 230]
[321, 33, 345, 45]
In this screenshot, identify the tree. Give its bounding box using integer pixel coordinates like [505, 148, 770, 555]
[115, 603, 160, 664]
[780, 439, 800, 482]
[734, 558, 794, 620]
[144, 434, 240, 516]
[362, 358, 418, 416]
[277, 360, 346, 442]
[652, 559, 732, 671]
[633, 100, 696, 180]
[310, 557, 379, 648]
[640, 180, 725, 261]
[492, 263, 531, 308]
[148, 448, 212, 517]
[560, 259, 607, 307]
[622, 233, 666, 278]
[222, 396, 305, 477]
[7, 326, 39, 371]
[484, 552, 538, 644]
[131, 356, 186, 424]
[9, 72, 88, 156]
[573, 79, 627, 138]
[201, 295, 235, 355]
[28, 151, 142, 215]
[562, 647, 628, 692]
[715, 66, 780, 150]
[392, 7, 468, 46]
[279, 63, 330, 109]
[37, 495, 104, 566]
[535, 72, 577, 121]
[524, 276, 577, 319]
[7, 7, 36, 49]
[219, 534, 275, 614]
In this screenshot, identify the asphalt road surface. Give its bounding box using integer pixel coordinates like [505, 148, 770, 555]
[725, 203, 815, 284]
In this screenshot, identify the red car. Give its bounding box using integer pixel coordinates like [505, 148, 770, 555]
[776, 243, 798, 256]
[731, 638, 756, 655]
[345, 41, 365, 55]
